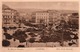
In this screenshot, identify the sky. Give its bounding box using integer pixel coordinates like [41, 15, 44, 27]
[3, 2, 79, 10]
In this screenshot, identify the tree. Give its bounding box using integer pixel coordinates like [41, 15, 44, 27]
[2, 40, 10, 47]
[40, 36, 49, 43]
[28, 38, 35, 46]
[29, 38, 35, 43]
[63, 31, 72, 41]
[4, 33, 12, 40]
[55, 19, 69, 46]
[18, 45, 25, 47]
[13, 29, 27, 43]
[28, 32, 37, 37]
[3, 27, 7, 32]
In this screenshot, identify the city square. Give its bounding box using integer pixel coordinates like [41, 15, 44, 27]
[2, 2, 79, 47]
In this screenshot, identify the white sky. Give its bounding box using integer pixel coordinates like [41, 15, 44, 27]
[3, 2, 79, 10]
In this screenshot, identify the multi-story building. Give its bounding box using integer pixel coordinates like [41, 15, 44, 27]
[32, 10, 61, 25]
[31, 10, 78, 28]
[60, 13, 72, 23]
[2, 4, 18, 28]
[48, 10, 61, 25]
[31, 12, 36, 23]
[69, 13, 79, 25]
[35, 11, 49, 24]
[60, 10, 78, 23]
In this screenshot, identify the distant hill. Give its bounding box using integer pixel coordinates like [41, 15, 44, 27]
[16, 9, 45, 13]
[16, 8, 78, 14]
[58, 10, 78, 13]
[2, 4, 10, 10]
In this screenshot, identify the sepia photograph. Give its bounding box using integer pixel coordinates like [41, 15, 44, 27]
[2, 2, 79, 47]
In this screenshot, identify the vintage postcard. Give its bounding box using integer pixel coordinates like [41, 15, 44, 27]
[0, 0, 80, 52]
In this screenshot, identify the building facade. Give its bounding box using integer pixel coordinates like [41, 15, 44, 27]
[32, 10, 61, 25]
[35, 11, 49, 24]
[2, 4, 18, 28]
[49, 10, 61, 25]
[69, 13, 79, 25]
